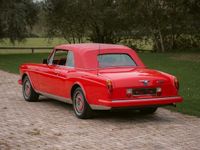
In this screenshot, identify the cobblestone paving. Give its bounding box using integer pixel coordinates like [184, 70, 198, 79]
[0, 70, 200, 150]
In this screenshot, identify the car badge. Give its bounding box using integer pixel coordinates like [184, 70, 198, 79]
[139, 80, 150, 86]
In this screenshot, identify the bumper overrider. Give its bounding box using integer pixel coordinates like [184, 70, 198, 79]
[90, 96, 183, 110]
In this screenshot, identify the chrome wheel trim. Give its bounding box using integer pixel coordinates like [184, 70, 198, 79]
[74, 92, 85, 115]
[24, 80, 31, 99]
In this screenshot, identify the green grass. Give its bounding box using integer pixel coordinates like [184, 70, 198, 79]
[0, 53, 48, 73]
[0, 38, 68, 47]
[0, 38, 69, 54]
[0, 52, 200, 117]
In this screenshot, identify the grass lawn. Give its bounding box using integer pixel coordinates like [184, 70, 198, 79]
[0, 51, 200, 117]
[0, 38, 69, 54]
[0, 53, 48, 73]
[0, 38, 68, 47]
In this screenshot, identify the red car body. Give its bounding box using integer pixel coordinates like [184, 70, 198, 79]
[19, 43, 183, 117]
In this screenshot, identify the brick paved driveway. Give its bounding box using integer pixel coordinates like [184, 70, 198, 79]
[0, 70, 200, 150]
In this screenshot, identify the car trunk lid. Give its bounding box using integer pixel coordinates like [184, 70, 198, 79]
[99, 67, 176, 99]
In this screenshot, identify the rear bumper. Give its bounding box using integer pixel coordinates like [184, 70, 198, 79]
[90, 96, 183, 110]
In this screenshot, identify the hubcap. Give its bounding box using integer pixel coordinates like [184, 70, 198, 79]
[74, 92, 84, 114]
[24, 80, 31, 98]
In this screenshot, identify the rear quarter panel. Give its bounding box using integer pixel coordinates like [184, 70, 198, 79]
[71, 71, 110, 105]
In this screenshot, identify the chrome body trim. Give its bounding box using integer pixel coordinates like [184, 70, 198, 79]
[90, 104, 111, 110]
[36, 90, 112, 110]
[109, 96, 181, 103]
[36, 90, 72, 104]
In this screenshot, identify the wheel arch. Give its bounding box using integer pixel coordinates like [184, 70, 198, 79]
[22, 73, 28, 81]
[71, 82, 87, 100]
[21, 72, 36, 90]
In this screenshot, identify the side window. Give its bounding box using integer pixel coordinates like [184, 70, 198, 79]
[66, 51, 74, 67]
[49, 50, 68, 66]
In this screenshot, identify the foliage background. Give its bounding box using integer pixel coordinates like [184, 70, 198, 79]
[0, 0, 199, 52]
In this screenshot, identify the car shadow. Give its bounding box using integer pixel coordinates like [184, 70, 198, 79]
[93, 109, 173, 123]
[39, 97, 174, 123]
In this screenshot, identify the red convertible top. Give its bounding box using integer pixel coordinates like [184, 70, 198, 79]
[55, 43, 132, 53]
[54, 43, 145, 69]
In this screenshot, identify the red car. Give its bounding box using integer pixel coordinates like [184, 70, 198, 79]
[18, 43, 183, 119]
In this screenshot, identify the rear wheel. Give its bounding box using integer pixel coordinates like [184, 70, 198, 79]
[72, 87, 92, 119]
[139, 107, 158, 114]
[22, 76, 39, 102]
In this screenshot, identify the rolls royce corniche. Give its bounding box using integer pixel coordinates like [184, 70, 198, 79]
[18, 43, 183, 119]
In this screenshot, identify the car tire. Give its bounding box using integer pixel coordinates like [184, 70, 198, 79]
[22, 76, 39, 102]
[72, 87, 92, 119]
[139, 107, 158, 114]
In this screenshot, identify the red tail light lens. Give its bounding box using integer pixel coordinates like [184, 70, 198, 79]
[174, 78, 179, 90]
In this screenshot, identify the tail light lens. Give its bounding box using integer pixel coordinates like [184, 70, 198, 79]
[106, 80, 113, 92]
[174, 78, 179, 90]
[156, 87, 162, 96]
[126, 88, 133, 97]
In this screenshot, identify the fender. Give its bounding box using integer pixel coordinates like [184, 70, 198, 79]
[72, 81, 87, 99]
[22, 71, 37, 91]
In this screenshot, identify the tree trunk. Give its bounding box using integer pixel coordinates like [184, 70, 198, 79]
[151, 29, 159, 52]
[153, 34, 159, 52]
[158, 29, 165, 52]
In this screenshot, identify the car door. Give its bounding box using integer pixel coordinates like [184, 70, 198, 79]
[39, 49, 75, 98]
[53, 50, 75, 98]
[39, 49, 67, 95]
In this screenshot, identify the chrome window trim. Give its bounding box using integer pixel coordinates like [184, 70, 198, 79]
[48, 49, 75, 69]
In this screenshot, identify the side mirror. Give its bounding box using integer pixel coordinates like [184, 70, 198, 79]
[43, 59, 48, 64]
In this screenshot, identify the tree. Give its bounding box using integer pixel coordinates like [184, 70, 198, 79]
[0, 0, 38, 43]
[85, 0, 127, 43]
[44, 0, 200, 51]
[120, 0, 200, 52]
[44, 0, 87, 43]
[44, 0, 128, 43]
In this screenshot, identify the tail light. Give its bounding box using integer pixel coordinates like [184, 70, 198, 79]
[106, 80, 113, 92]
[174, 78, 179, 90]
[156, 87, 162, 96]
[126, 88, 132, 97]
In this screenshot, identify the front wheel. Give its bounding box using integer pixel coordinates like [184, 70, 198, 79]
[72, 87, 92, 119]
[22, 76, 39, 102]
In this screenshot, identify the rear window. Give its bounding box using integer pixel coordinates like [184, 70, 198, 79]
[98, 54, 136, 68]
